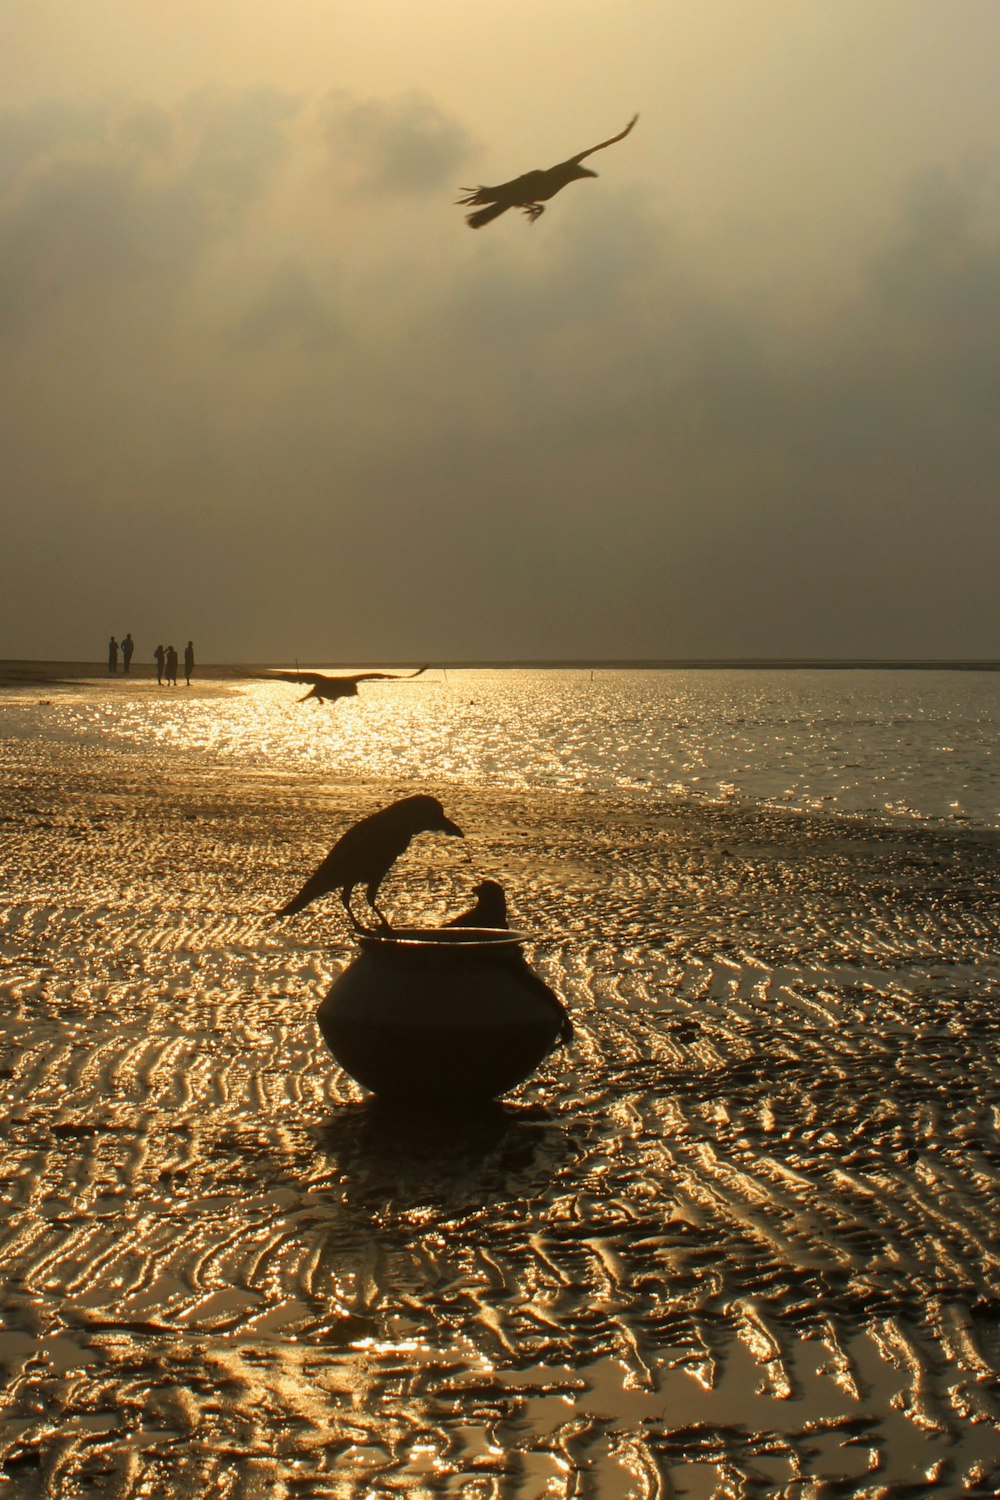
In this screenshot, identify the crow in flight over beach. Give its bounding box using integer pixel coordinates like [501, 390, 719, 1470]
[457, 114, 638, 228]
[267, 665, 428, 705]
[278, 794, 464, 932]
[444, 879, 509, 930]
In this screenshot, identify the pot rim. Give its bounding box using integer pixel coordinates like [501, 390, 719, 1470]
[357, 925, 527, 952]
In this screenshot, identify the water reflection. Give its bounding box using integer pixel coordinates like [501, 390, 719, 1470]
[312, 1098, 569, 1218]
[3, 667, 997, 826]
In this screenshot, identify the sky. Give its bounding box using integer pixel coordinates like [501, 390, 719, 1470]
[1, 0, 998, 662]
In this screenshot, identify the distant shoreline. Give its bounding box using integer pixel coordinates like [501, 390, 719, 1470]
[0, 661, 261, 687]
[1, 657, 998, 689]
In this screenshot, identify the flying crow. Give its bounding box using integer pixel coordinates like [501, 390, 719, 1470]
[267, 666, 428, 705]
[444, 879, 509, 929]
[457, 114, 638, 228]
[279, 794, 463, 931]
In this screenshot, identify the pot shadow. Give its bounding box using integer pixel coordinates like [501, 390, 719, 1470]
[311, 1096, 572, 1216]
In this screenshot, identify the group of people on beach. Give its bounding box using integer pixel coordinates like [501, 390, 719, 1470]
[107, 636, 194, 686]
[106, 634, 135, 674]
[155, 642, 195, 687]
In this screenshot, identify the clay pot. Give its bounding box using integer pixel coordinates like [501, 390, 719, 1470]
[316, 927, 571, 1106]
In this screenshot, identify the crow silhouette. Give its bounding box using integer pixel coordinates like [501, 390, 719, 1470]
[457, 114, 638, 228]
[267, 665, 427, 704]
[444, 879, 509, 929]
[279, 794, 463, 932]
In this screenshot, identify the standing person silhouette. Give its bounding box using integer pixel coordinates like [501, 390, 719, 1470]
[121, 633, 134, 673]
[184, 641, 194, 686]
[108, 637, 118, 673]
[154, 644, 165, 685]
[165, 645, 178, 686]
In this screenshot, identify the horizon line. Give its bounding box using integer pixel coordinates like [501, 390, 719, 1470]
[3, 656, 999, 674]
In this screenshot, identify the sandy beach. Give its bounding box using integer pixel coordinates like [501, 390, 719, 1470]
[1, 730, 999, 1496]
[0, 661, 262, 689]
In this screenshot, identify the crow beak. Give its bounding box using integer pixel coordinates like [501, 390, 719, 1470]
[439, 817, 464, 838]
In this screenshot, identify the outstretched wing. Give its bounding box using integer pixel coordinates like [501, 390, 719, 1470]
[266, 665, 427, 687]
[352, 665, 429, 685]
[265, 670, 329, 686]
[570, 113, 639, 166]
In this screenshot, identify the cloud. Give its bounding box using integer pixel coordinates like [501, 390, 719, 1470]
[1, 97, 998, 659]
[321, 90, 475, 196]
[0, 103, 108, 188]
[447, 185, 665, 345]
[0, 90, 298, 337]
[178, 87, 299, 212]
[236, 261, 344, 351]
[866, 158, 1000, 362]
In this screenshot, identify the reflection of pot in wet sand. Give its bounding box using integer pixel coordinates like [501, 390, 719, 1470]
[317, 926, 572, 1105]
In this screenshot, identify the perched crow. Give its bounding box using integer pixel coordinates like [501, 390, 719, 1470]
[267, 666, 428, 705]
[444, 879, 509, 930]
[279, 794, 463, 932]
[457, 114, 638, 228]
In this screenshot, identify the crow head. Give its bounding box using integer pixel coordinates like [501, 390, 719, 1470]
[401, 794, 464, 839]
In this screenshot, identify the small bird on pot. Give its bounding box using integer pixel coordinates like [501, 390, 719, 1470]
[279, 794, 464, 932]
[444, 879, 509, 929]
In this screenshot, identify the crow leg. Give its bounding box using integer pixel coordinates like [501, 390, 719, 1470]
[342, 888, 369, 934]
[523, 203, 545, 222]
[365, 883, 392, 930]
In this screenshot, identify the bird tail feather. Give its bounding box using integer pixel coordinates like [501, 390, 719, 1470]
[278, 882, 315, 917]
[466, 202, 507, 229]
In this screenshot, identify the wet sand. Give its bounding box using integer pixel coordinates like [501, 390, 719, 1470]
[1, 736, 998, 1496]
[0, 660, 259, 688]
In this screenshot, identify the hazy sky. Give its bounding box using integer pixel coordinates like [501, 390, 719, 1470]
[2, 1, 998, 661]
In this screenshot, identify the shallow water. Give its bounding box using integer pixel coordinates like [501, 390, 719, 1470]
[1, 666, 998, 828]
[1, 725, 998, 1496]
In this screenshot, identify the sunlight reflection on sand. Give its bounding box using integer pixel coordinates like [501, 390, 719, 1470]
[2, 665, 997, 826]
[0, 703, 998, 1494]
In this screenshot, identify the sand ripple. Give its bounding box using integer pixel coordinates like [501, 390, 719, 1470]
[1, 740, 998, 1496]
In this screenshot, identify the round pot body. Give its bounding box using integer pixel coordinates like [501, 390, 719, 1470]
[316, 928, 570, 1105]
